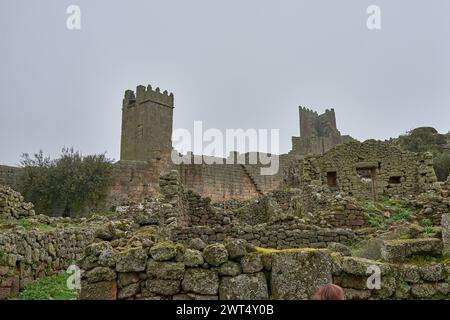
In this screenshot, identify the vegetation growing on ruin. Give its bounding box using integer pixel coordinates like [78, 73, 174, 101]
[17, 272, 77, 300]
[362, 197, 415, 228]
[0, 217, 55, 231]
[19, 148, 114, 217]
[396, 127, 450, 181]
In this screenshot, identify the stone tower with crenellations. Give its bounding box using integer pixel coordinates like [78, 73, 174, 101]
[291, 107, 354, 156]
[120, 85, 174, 162]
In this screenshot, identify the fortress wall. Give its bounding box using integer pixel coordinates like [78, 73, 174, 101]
[108, 159, 172, 206]
[179, 164, 261, 202]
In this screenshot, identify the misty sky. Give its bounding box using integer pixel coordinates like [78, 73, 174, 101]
[1, 0, 449, 165]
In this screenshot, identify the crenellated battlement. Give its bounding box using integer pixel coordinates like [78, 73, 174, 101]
[123, 84, 174, 109]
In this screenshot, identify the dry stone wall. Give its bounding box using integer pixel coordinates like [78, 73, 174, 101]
[0, 228, 94, 299]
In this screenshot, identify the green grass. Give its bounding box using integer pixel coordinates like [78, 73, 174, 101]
[0, 217, 55, 232]
[18, 272, 77, 300]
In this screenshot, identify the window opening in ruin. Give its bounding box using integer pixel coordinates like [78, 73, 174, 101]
[378, 162, 381, 169]
[327, 172, 337, 187]
[388, 176, 401, 184]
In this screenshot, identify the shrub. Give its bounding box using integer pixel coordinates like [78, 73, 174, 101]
[433, 152, 450, 181]
[19, 148, 113, 217]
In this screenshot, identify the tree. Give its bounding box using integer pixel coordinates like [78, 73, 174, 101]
[19, 148, 114, 217]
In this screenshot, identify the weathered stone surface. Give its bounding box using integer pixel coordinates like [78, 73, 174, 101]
[380, 238, 442, 262]
[419, 263, 445, 282]
[398, 264, 421, 283]
[223, 238, 247, 260]
[115, 247, 147, 272]
[182, 268, 219, 295]
[188, 238, 207, 251]
[183, 249, 204, 267]
[146, 260, 185, 280]
[117, 272, 140, 288]
[442, 213, 450, 257]
[203, 244, 228, 266]
[341, 256, 389, 276]
[150, 242, 178, 261]
[327, 242, 351, 256]
[411, 283, 438, 298]
[270, 249, 332, 300]
[344, 288, 371, 300]
[84, 267, 116, 283]
[79, 280, 117, 300]
[241, 253, 263, 274]
[118, 283, 140, 299]
[219, 261, 242, 276]
[219, 273, 268, 300]
[145, 279, 181, 296]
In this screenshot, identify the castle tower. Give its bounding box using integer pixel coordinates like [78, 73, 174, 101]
[120, 85, 174, 162]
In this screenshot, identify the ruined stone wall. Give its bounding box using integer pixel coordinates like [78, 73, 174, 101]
[77, 240, 335, 300]
[332, 252, 450, 300]
[179, 163, 262, 202]
[0, 228, 95, 299]
[170, 220, 358, 250]
[299, 140, 438, 201]
[78, 239, 450, 300]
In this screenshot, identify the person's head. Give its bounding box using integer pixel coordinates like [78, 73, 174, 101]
[312, 284, 345, 300]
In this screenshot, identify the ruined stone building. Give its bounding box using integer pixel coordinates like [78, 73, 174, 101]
[0, 83, 441, 207]
[299, 140, 438, 202]
[290, 107, 354, 157]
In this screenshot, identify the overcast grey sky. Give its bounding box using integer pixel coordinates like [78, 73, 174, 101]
[1, 0, 449, 165]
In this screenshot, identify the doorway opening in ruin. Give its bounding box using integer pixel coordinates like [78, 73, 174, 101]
[356, 167, 377, 201]
[327, 171, 337, 188]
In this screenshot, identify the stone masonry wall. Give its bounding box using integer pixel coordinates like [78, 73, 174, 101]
[78, 239, 450, 300]
[0, 228, 94, 299]
[170, 220, 358, 250]
[300, 140, 438, 201]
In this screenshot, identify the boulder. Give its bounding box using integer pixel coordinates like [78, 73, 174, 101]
[270, 249, 332, 299]
[84, 267, 116, 283]
[188, 238, 206, 251]
[183, 249, 204, 267]
[219, 261, 242, 276]
[182, 268, 219, 295]
[150, 242, 177, 261]
[146, 260, 185, 280]
[115, 247, 147, 272]
[145, 279, 181, 296]
[219, 273, 268, 300]
[203, 244, 228, 266]
[241, 253, 263, 274]
[380, 238, 442, 262]
[223, 239, 247, 260]
[79, 280, 117, 300]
